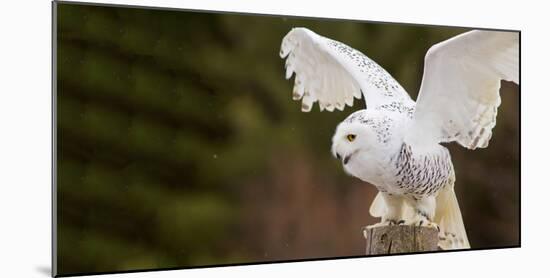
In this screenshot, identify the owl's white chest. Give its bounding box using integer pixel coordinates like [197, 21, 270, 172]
[343, 149, 396, 190]
[344, 143, 454, 197]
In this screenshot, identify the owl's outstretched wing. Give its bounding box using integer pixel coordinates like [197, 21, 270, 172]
[405, 30, 519, 150]
[280, 27, 413, 112]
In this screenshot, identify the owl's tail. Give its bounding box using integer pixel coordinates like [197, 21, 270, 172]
[434, 181, 470, 250]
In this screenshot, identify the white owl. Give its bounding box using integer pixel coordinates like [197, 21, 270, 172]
[280, 27, 519, 250]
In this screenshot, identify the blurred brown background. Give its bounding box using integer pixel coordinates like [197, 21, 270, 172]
[55, 2, 519, 275]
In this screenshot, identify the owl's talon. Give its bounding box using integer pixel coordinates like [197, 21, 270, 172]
[366, 219, 399, 229]
[406, 215, 439, 230]
[365, 222, 384, 229]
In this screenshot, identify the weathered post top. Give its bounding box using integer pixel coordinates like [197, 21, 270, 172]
[363, 225, 439, 255]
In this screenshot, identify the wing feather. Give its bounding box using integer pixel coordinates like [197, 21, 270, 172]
[280, 27, 413, 112]
[405, 30, 519, 149]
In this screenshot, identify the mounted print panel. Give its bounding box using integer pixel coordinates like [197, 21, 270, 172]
[53, 1, 520, 276]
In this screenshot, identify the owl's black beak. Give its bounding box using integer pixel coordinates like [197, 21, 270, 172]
[336, 152, 351, 165]
[343, 154, 352, 165]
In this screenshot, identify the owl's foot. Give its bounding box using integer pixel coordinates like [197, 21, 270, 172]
[406, 214, 439, 231]
[419, 220, 439, 231]
[364, 219, 406, 230]
[404, 219, 439, 230]
[363, 220, 400, 237]
[365, 219, 404, 230]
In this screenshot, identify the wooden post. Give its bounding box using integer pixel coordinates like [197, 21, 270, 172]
[363, 225, 439, 255]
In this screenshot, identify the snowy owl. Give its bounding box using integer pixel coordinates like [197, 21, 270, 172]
[279, 28, 519, 250]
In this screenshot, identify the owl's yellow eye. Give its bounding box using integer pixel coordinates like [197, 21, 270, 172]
[347, 134, 356, 142]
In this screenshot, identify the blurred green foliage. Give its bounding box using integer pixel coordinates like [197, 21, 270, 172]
[55, 2, 519, 275]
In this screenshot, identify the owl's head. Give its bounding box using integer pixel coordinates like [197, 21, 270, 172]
[331, 110, 398, 167]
